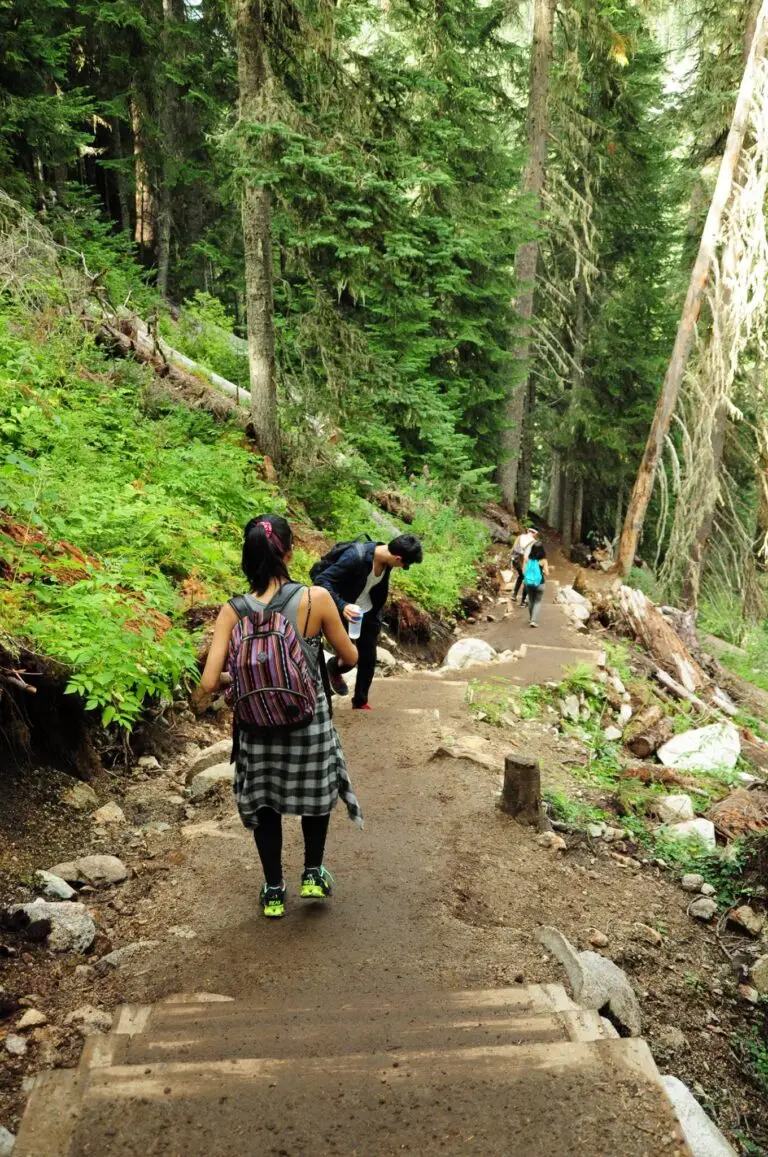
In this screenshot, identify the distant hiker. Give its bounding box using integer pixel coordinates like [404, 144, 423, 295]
[312, 534, 423, 710]
[510, 527, 538, 606]
[196, 515, 362, 919]
[523, 541, 549, 628]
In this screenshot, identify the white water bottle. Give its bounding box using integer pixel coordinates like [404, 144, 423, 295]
[347, 605, 363, 640]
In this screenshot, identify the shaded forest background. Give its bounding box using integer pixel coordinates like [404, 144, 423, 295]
[2, 0, 768, 733]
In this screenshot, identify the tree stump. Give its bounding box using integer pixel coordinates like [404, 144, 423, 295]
[500, 754, 542, 826]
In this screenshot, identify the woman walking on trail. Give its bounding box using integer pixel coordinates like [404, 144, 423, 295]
[510, 527, 538, 607]
[196, 515, 362, 919]
[523, 541, 549, 629]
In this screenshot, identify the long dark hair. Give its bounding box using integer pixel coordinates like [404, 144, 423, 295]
[242, 515, 292, 594]
[529, 542, 546, 561]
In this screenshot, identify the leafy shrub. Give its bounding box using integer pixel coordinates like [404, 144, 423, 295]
[626, 565, 663, 602]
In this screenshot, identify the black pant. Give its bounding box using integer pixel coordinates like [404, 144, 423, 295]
[253, 807, 330, 887]
[512, 556, 526, 603]
[351, 612, 379, 707]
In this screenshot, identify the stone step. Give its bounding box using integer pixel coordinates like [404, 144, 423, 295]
[104, 1007, 616, 1069]
[109, 984, 581, 1044]
[15, 1037, 691, 1157]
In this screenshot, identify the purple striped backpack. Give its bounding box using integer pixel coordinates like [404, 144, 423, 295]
[226, 584, 317, 731]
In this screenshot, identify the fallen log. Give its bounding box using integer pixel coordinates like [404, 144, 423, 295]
[624, 705, 674, 759]
[712, 663, 768, 722]
[617, 586, 707, 692]
[653, 668, 710, 712]
[620, 763, 692, 788]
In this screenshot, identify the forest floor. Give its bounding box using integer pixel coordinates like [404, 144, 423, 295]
[1, 546, 766, 1154]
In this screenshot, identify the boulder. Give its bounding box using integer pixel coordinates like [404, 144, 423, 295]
[376, 647, 397, 670]
[689, 897, 718, 922]
[184, 739, 233, 783]
[655, 794, 695, 825]
[64, 1005, 114, 1035]
[681, 873, 705, 892]
[92, 802, 125, 825]
[557, 586, 592, 612]
[13, 898, 96, 953]
[34, 870, 76, 901]
[559, 695, 580, 722]
[95, 941, 160, 974]
[661, 1076, 738, 1157]
[186, 763, 235, 802]
[62, 782, 98, 811]
[16, 1009, 47, 1030]
[442, 638, 497, 671]
[538, 925, 642, 1036]
[728, 905, 764, 937]
[750, 954, 768, 994]
[48, 855, 129, 887]
[658, 723, 740, 773]
[0, 1126, 15, 1157]
[668, 818, 716, 851]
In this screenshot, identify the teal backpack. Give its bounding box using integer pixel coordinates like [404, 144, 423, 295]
[524, 557, 543, 586]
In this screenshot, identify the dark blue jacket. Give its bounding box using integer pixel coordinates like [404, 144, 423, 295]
[314, 541, 390, 622]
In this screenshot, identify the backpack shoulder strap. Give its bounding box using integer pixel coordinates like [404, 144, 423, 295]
[265, 581, 304, 616]
[229, 594, 260, 620]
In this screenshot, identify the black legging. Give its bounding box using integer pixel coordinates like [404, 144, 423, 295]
[253, 807, 330, 887]
[512, 556, 527, 603]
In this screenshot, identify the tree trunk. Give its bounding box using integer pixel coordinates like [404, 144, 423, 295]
[131, 98, 155, 258]
[499, 0, 556, 510]
[561, 468, 575, 549]
[615, 0, 768, 576]
[571, 476, 584, 545]
[617, 585, 708, 692]
[624, 705, 675, 759]
[233, 0, 281, 464]
[157, 0, 184, 297]
[112, 118, 132, 234]
[613, 479, 624, 548]
[548, 451, 563, 529]
[679, 399, 728, 611]
[516, 379, 536, 520]
[757, 423, 768, 564]
[500, 754, 542, 826]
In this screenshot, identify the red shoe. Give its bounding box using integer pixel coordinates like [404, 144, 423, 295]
[352, 703, 372, 711]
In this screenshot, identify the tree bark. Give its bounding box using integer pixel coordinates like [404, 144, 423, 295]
[624, 705, 675, 759]
[548, 451, 563, 529]
[499, 0, 556, 510]
[561, 468, 575, 549]
[500, 754, 542, 826]
[233, 0, 281, 464]
[615, 0, 768, 576]
[131, 98, 155, 258]
[516, 378, 536, 520]
[679, 399, 728, 611]
[157, 0, 185, 297]
[617, 584, 708, 692]
[571, 475, 584, 545]
[112, 118, 132, 234]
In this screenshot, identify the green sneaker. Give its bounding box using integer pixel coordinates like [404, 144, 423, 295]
[260, 882, 287, 918]
[300, 866, 334, 900]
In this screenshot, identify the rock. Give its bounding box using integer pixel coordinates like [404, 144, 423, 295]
[656, 794, 695, 825]
[556, 586, 592, 613]
[64, 1005, 114, 1034]
[34, 870, 76, 901]
[586, 823, 606, 839]
[603, 726, 623, 742]
[16, 1009, 48, 1030]
[48, 854, 129, 887]
[94, 940, 160, 974]
[589, 931, 609, 948]
[183, 739, 233, 783]
[168, 925, 197, 939]
[657, 723, 740, 773]
[186, 763, 236, 801]
[681, 873, 705, 892]
[141, 821, 172, 834]
[661, 1076, 738, 1157]
[562, 601, 591, 625]
[137, 755, 161, 770]
[668, 818, 716, 851]
[4, 1034, 27, 1057]
[432, 737, 495, 770]
[751, 955, 768, 994]
[0, 1126, 15, 1157]
[13, 899, 96, 953]
[633, 923, 663, 948]
[73, 965, 94, 981]
[538, 926, 642, 1036]
[442, 638, 497, 671]
[617, 703, 633, 727]
[536, 832, 567, 853]
[738, 984, 759, 1005]
[92, 802, 125, 825]
[655, 1025, 686, 1051]
[62, 781, 98, 810]
[376, 647, 397, 670]
[700, 883, 716, 897]
[559, 695, 580, 722]
[689, 897, 718, 922]
[728, 905, 765, 937]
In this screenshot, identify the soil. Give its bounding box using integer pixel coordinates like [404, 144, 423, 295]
[1, 549, 767, 1155]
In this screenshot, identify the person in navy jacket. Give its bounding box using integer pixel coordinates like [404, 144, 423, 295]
[315, 535, 423, 710]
